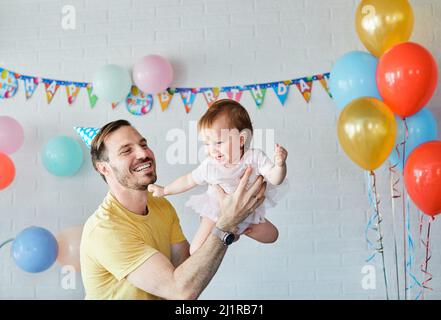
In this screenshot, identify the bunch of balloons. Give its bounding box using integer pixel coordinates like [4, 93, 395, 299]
[5, 225, 83, 274]
[330, 0, 440, 217]
[92, 54, 174, 103]
[0, 116, 24, 190]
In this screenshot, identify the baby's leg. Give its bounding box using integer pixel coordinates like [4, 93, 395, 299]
[245, 219, 279, 243]
[190, 217, 216, 255]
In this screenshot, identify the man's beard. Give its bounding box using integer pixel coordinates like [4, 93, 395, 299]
[111, 160, 157, 191]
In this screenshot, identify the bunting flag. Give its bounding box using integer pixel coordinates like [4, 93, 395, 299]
[126, 86, 153, 116]
[203, 87, 220, 107]
[157, 88, 174, 111]
[74, 126, 100, 149]
[43, 80, 60, 104]
[225, 87, 243, 102]
[180, 89, 197, 113]
[317, 73, 332, 98]
[249, 85, 267, 109]
[0, 69, 19, 99]
[295, 77, 313, 103]
[21, 76, 39, 100]
[66, 83, 81, 105]
[0, 66, 333, 115]
[271, 81, 291, 106]
[86, 83, 98, 108]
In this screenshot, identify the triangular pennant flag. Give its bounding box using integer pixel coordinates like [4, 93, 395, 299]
[66, 83, 81, 105]
[180, 89, 197, 113]
[157, 88, 174, 111]
[44, 80, 60, 104]
[203, 88, 220, 108]
[111, 102, 118, 110]
[271, 81, 290, 106]
[249, 85, 267, 109]
[126, 86, 153, 116]
[225, 88, 243, 102]
[74, 126, 100, 149]
[22, 76, 39, 100]
[0, 69, 19, 99]
[317, 74, 332, 98]
[86, 83, 98, 108]
[295, 77, 313, 103]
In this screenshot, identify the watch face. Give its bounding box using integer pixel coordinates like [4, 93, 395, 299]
[224, 233, 235, 245]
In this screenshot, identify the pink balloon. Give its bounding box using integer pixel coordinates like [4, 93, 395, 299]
[56, 225, 83, 272]
[133, 55, 173, 94]
[0, 116, 24, 154]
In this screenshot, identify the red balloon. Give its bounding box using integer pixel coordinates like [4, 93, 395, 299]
[0, 152, 15, 190]
[404, 141, 441, 216]
[377, 42, 438, 118]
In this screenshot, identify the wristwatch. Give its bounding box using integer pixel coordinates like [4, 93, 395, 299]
[211, 226, 235, 246]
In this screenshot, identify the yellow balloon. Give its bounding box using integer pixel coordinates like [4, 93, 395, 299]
[337, 97, 397, 171]
[355, 0, 414, 57]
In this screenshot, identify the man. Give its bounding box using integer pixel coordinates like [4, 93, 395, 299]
[80, 119, 266, 299]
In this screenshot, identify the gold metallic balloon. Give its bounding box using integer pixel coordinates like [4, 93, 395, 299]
[337, 97, 397, 171]
[355, 0, 414, 57]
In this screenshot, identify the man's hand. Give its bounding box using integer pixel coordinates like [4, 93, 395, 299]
[214, 166, 266, 232]
[148, 184, 166, 197]
[274, 143, 288, 167]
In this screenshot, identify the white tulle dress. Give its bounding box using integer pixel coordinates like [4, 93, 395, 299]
[185, 148, 287, 234]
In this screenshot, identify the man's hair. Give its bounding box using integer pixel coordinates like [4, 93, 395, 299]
[198, 99, 253, 135]
[90, 119, 132, 182]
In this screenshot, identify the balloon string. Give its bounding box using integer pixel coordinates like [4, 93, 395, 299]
[402, 117, 409, 300]
[420, 216, 434, 300]
[0, 238, 14, 250]
[370, 170, 389, 300]
[404, 195, 423, 299]
[364, 171, 379, 262]
[388, 164, 401, 300]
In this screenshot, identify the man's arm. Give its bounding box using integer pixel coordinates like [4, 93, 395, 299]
[127, 167, 266, 300]
[171, 240, 190, 268]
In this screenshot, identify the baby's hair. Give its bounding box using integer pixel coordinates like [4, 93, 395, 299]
[197, 99, 253, 135]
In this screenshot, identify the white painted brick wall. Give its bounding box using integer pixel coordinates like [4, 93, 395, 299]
[0, 0, 440, 300]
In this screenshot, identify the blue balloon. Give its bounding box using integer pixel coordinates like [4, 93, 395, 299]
[12, 226, 58, 273]
[388, 108, 438, 171]
[329, 51, 382, 111]
[93, 64, 132, 103]
[42, 136, 84, 176]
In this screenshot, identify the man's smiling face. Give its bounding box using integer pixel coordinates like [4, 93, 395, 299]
[102, 125, 157, 191]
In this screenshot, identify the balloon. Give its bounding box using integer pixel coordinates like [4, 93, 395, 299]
[92, 64, 132, 103]
[329, 51, 381, 111]
[0, 116, 24, 154]
[132, 55, 173, 94]
[377, 42, 438, 118]
[355, 0, 414, 57]
[42, 136, 83, 176]
[337, 97, 397, 171]
[12, 226, 58, 273]
[404, 141, 441, 216]
[56, 225, 83, 272]
[0, 152, 15, 190]
[388, 108, 438, 171]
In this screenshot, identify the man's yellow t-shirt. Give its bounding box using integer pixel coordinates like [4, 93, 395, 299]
[80, 191, 186, 300]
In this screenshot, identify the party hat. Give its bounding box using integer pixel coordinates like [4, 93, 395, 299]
[74, 127, 100, 149]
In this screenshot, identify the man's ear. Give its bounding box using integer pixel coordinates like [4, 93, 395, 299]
[95, 161, 110, 177]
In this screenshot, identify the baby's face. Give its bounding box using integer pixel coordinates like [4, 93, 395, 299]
[200, 114, 243, 165]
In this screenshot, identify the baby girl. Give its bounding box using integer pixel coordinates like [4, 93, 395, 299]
[148, 99, 288, 254]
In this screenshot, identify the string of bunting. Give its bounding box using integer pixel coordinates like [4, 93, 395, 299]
[0, 67, 332, 115]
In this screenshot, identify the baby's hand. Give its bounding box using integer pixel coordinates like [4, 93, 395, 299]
[274, 144, 288, 167]
[148, 184, 166, 197]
